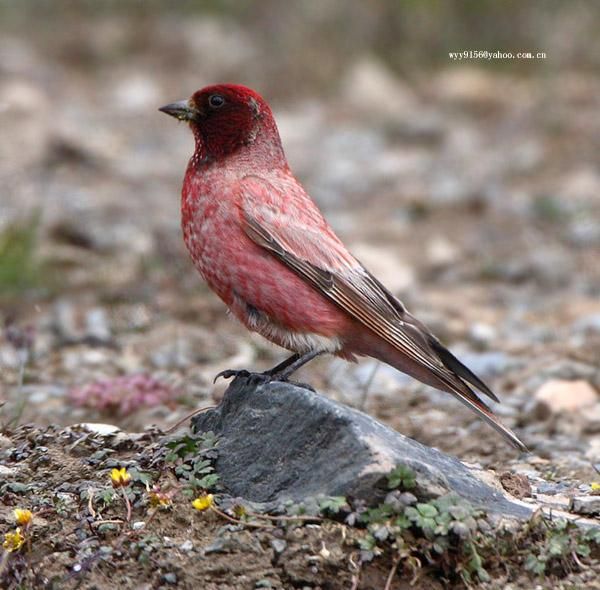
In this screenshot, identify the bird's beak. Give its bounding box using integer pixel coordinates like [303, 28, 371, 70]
[158, 100, 201, 122]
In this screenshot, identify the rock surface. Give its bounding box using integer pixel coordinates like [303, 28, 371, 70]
[192, 377, 533, 518]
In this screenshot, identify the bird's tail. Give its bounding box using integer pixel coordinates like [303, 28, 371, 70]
[356, 327, 528, 452]
[415, 339, 527, 452]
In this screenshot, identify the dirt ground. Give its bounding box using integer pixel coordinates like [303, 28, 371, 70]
[1, 3, 600, 588]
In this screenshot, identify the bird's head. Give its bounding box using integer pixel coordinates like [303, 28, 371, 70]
[159, 84, 284, 165]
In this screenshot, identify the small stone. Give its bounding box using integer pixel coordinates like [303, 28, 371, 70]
[132, 521, 145, 530]
[162, 573, 177, 585]
[573, 313, 600, 335]
[85, 308, 112, 344]
[179, 540, 193, 552]
[570, 496, 600, 516]
[468, 323, 497, 349]
[78, 423, 120, 436]
[533, 380, 598, 418]
[426, 236, 459, 268]
[270, 539, 287, 554]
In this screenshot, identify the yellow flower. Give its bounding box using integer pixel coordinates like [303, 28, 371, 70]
[110, 467, 131, 488]
[149, 491, 172, 509]
[233, 504, 247, 519]
[192, 494, 214, 512]
[3, 528, 25, 552]
[14, 508, 33, 527]
[591, 482, 600, 494]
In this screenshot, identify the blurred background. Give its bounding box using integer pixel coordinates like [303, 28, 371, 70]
[1, 1, 599, 471]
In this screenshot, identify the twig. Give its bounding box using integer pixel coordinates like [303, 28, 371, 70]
[384, 556, 400, 590]
[210, 506, 274, 529]
[164, 405, 216, 434]
[121, 487, 132, 522]
[358, 361, 380, 411]
[572, 550, 589, 570]
[349, 554, 362, 590]
[87, 488, 97, 519]
[245, 509, 323, 523]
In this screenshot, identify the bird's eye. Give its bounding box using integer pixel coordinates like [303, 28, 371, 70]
[208, 94, 225, 109]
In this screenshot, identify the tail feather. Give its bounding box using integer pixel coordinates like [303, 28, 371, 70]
[430, 338, 499, 403]
[443, 377, 528, 452]
[430, 340, 527, 452]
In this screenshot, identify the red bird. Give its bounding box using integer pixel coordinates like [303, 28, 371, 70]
[160, 84, 526, 452]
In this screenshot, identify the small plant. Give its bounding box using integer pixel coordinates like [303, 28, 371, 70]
[318, 496, 349, 516]
[164, 431, 219, 497]
[110, 467, 133, 521]
[2, 507, 34, 561]
[355, 466, 491, 584]
[0, 213, 45, 298]
[68, 373, 181, 416]
[523, 515, 600, 577]
[387, 465, 416, 490]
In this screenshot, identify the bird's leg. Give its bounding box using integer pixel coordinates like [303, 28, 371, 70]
[213, 350, 324, 390]
[263, 353, 300, 376]
[269, 350, 324, 381]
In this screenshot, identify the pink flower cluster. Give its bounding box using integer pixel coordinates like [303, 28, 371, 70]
[68, 373, 179, 416]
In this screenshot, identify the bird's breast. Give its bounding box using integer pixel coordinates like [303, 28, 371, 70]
[180, 171, 242, 302]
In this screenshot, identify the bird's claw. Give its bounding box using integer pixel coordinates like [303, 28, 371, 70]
[213, 368, 271, 386]
[213, 369, 250, 384]
[212, 368, 315, 391]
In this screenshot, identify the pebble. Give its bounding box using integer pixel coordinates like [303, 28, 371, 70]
[570, 496, 600, 516]
[467, 323, 498, 349]
[78, 423, 121, 436]
[0, 434, 14, 449]
[179, 540, 194, 552]
[270, 539, 287, 554]
[162, 573, 177, 585]
[533, 379, 598, 419]
[573, 313, 600, 335]
[53, 301, 112, 345]
[132, 521, 145, 530]
[426, 235, 459, 268]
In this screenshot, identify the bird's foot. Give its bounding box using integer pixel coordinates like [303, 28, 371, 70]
[213, 368, 315, 392]
[213, 369, 270, 386]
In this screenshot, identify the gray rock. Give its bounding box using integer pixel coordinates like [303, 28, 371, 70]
[192, 378, 531, 519]
[570, 496, 600, 516]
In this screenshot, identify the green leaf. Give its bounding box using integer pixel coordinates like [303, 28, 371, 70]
[387, 465, 416, 490]
[318, 496, 348, 515]
[416, 503, 438, 518]
[524, 554, 546, 575]
[197, 473, 219, 490]
[358, 535, 377, 551]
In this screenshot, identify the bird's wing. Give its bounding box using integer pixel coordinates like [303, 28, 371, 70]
[239, 175, 527, 451]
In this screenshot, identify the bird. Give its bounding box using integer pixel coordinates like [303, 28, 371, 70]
[159, 83, 527, 452]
